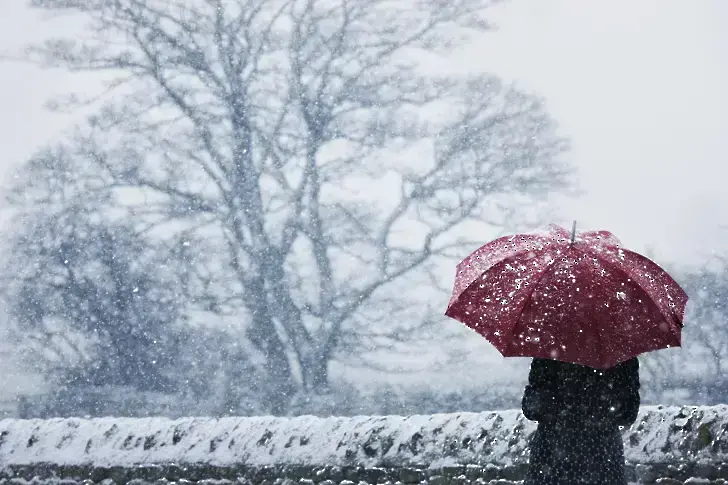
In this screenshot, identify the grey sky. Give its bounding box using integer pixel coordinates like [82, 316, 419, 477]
[2, 1, 727, 267]
[464, 0, 728, 265]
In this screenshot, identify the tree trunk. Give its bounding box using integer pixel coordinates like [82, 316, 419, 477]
[303, 352, 331, 393]
[244, 275, 297, 415]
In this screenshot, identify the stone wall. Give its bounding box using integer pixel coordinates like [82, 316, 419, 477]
[2, 405, 728, 484]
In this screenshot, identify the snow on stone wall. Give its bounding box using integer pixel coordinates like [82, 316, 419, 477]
[4, 409, 522, 469]
[2, 405, 728, 467]
[1, 405, 728, 484]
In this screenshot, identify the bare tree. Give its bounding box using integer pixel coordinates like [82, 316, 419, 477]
[0, 199, 182, 394]
[676, 258, 728, 403]
[16, 0, 572, 413]
[639, 256, 728, 404]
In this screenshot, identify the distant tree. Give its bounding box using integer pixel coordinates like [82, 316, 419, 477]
[640, 256, 728, 405]
[18, 0, 573, 413]
[0, 196, 181, 397]
[676, 258, 728, 403]
[151, 327, 271, 417]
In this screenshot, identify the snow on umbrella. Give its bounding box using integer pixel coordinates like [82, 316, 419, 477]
[445, 223, 688, 369]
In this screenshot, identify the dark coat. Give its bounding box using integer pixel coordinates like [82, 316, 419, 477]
[521, 357, 640, 485]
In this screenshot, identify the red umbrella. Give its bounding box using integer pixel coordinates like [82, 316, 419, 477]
[445, 223, 688, 369]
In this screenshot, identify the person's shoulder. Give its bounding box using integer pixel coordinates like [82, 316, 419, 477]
[608, 357, 639, 376]
[529, 357, 561, 376]
[532, 357, 565, 370]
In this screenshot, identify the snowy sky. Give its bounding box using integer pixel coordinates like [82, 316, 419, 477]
[458, 0, 728, 267]
[0, 1, 726, 394]
[2, 0, 727, 267]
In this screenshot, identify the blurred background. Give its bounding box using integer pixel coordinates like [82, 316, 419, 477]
[0, 0, 726, 419]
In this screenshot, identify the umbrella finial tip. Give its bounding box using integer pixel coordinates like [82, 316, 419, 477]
[570, 220, 577, 244]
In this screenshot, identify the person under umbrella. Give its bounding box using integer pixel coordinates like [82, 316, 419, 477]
[445, 223, 688, 485]
[521, 356, 639, 484]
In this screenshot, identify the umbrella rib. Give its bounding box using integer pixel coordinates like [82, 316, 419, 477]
[570, 255, 608, 368]
[503, 259, 556, 356]
[620, 248, 687, 327]
[593, 309, 608, 368]
[588, 250, 678, 334]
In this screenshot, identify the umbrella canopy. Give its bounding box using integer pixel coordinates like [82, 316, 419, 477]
[445, 224, 688, 368]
